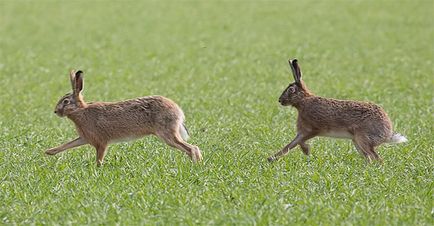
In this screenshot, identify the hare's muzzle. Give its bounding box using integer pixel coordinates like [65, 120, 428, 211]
[54, 109, 64, 117]
[278, 97, 290, 106]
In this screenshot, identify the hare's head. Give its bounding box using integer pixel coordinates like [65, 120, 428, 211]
[54, 70, 86, 117]
[279, 59, 312, 106]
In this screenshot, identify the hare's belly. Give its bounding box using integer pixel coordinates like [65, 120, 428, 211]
[108, 128, 152, 143]
[110, 134, 143, 144]
[320, 130, 353, 139]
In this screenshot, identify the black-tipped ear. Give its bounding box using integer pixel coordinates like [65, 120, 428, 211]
[69, 70, 76, 91]
[288, 59, 297, 82]
[289, 59, 302, 84]
[74, 70, 84, 93]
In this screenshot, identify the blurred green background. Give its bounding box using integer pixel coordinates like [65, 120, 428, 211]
[0, 0, 432, 225]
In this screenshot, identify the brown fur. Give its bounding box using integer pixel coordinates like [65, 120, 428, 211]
[46, 70, 202, 166]
[268, 59, 406, 163]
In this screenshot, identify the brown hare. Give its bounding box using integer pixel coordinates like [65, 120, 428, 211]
[46, 70, 202, 166]
[268, 59, 407, 163]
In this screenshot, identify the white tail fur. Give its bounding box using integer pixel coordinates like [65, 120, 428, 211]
[387, 133, 408, 143]
[179, 123, 190, 141]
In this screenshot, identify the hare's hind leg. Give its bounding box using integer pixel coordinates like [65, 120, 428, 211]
[369, 147, 382, 163]
[157, 131, 202, 162]
[94, 144, 108, 166]
[299, 142, 310, 155]
[46, 137, 88, 155]
[353, 135, 382, 163]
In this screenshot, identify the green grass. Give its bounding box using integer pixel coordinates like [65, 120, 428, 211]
[1, 0, 433, 225]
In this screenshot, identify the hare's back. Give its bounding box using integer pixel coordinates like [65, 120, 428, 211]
[302, 97, 391, 127]
[119, 95, 184, 123]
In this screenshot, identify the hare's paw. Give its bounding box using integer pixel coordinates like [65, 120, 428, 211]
[194, 152, 203, 162]
[96, 160, 104, 167]
[192, 147, 203, 162]
[45, 148, 59, 155]
[267, 156, 277, 162]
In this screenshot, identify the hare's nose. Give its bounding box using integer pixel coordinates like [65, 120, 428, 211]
[54, 111, 57, 114]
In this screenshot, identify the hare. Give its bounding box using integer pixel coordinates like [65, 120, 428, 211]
[46, 70, 202, 166]
[268, 59, 407, 163]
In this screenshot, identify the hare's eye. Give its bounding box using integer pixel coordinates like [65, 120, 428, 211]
[289, 87, 296, 93]
[63, 99, 70, 105]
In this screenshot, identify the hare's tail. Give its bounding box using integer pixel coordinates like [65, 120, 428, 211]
[179, 123, 190, 141]
[386, 133, 408, 144]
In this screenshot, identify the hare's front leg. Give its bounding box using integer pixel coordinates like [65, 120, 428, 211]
[268, 134, 303, 162]
[268, 132, 316, 162]
[45, 137, 88, 155]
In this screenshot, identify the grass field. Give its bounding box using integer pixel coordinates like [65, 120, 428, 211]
[1, 0, 433, 225]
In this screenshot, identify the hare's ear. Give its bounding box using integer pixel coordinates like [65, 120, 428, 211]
[74, 70, 84, 94]
[69, 70, 76, 91]
[289, 59, 302, 84]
